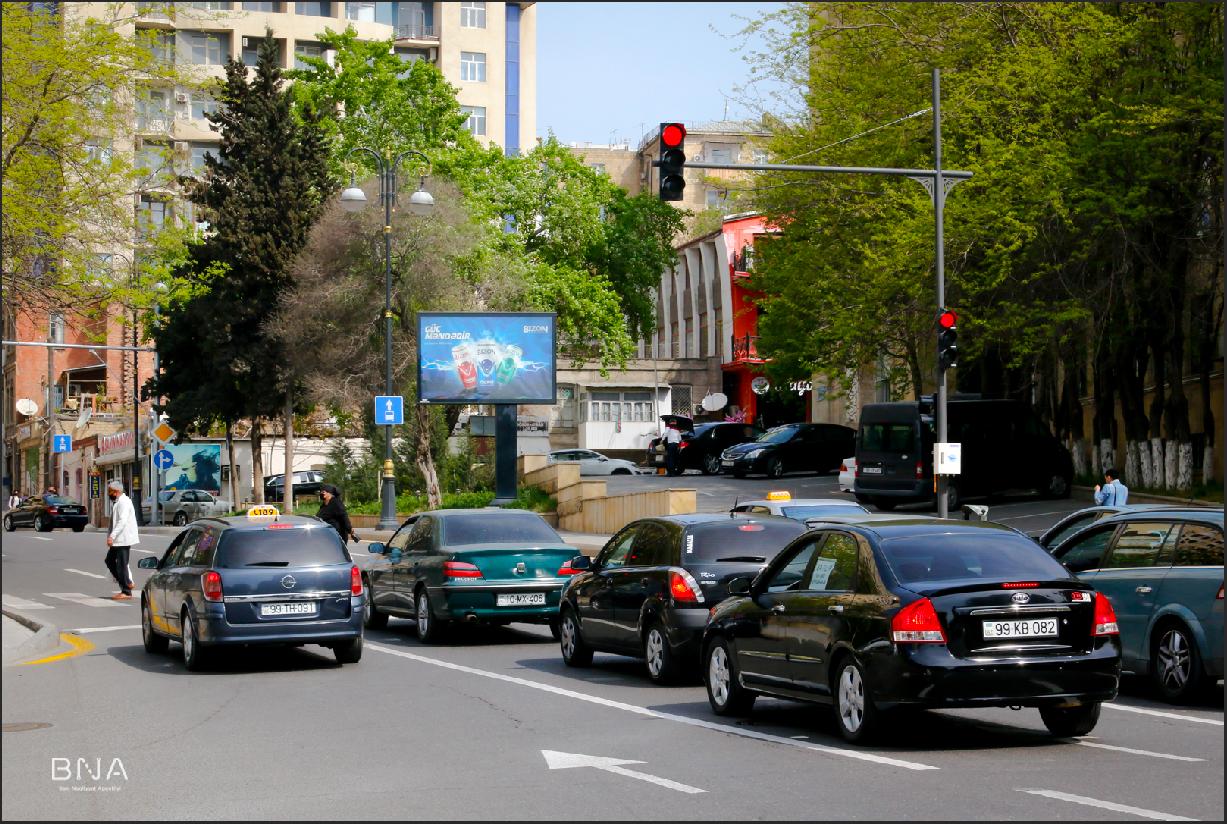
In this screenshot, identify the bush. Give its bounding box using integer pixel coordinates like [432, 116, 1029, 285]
[502, 486, 556, 513]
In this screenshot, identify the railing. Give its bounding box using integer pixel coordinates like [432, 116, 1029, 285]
[730, 334, 762, 362]
[395, 24, 438, 40]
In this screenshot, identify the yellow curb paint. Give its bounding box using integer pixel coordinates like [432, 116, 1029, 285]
[19, 632, 95, 666]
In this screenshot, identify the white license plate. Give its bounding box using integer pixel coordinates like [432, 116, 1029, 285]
[982, 618, 1058, 638]
[861, 466, 883, 474]
[496, 592, 546, 607]
[721, 459, 735, 467]
[260, 602, 317, 617]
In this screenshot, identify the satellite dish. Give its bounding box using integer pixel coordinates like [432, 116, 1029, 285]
[15, 398, 37, 416]
[701, 393, 728, 412]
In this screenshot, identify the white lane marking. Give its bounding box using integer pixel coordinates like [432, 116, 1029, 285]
[65, 568, 108, 579]
[367, 642, 939, 771]
[32, 536, 53, 541]
[70, 625, 141, 634]
[2, 594, 54, 610]
[1076, 741, 1204, 762]
[790, 735, 810, 739]
[994, 510, 1070, 522]
[132, 549, 157, 555]
[45, 592, 128, 608]
[1104, 702, 1224, 727]
[1017, 788, 1197, 821]
[542, 750, 704, 794]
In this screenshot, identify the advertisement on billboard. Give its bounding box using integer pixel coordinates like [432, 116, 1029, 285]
[160, 443, 222, 494]
[417, 312, 557, 404]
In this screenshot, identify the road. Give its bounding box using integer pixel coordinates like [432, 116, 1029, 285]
[2, 493, 1222, 821]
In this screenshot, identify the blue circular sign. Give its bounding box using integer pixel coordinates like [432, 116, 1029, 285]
[153, 449, 174, 470]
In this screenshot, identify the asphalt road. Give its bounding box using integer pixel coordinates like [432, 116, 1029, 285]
[2, 498, 1222, 821]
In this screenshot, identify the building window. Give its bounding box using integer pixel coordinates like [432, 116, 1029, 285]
[143, 30, 175, 65]
[589, 163, 606, 175]
[460, 105, 486, 136]
[705, 188, 727, 210]
[85, 141, 113, 165]
[460, 51, 486, 82]
[136, 196, 170, 242]
[180, 31, 229, 65]
[190, 93, 220, 125]
[460, 1, 486, 28]
[189, 144, 216, 175]
[136, 142, 173, 187]
[242, 1, 279, 10]
[136, 88, 171, 131]
[182, 1, 232, 9]
[707, 145, 733, 164]
[345, 1, 374, 21]
[49, 312, 65, 344]
[586, 391, 652, 423]
[295, 40, 325, 70]
[295, 1, 330, 15]
[394, 47, 429, 66]
[751, 147, 769, 164]
[242, 35, 281, 65]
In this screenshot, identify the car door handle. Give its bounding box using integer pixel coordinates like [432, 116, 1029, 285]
[771, 604, 786, 614]
[828, 605, 844, 614]
[1135, 585, 1152, 594]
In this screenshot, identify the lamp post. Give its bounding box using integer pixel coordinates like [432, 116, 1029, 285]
[339, 148, 434, 531]
[150, 281, 167, 526]
[110, 253, 145, 525]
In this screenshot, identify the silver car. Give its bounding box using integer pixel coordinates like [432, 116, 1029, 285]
[143, 490, 231, 526]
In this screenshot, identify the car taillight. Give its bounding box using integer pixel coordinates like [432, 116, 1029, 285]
[840, 462, 848, 472]
[915, 461, 924, 479]
[46, 507, 58, 514]
[351, 565, 363, 596]
[556, 560, 582, 576]
[678, 441, 689, 450]
[202, 570, 223, 602]
[1002, 582, 1039, 589]
[668, 570, 704, 603]
[1092, 593, 1119, 636]
[443, 560, 483, 579]
[891, 597, 946, 643]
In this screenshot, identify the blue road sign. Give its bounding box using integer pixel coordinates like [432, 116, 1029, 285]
[52, 434, 72, 453]
[374, 395, 404, 425]
[153, 449, 174, 471]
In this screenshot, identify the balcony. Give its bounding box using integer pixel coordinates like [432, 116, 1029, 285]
[730, 334, 763, 364]
[732, 249, 755, 276]
[395, 24, 438, 42]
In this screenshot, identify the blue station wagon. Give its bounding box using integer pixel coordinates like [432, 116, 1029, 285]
[138, 513, 365, 670]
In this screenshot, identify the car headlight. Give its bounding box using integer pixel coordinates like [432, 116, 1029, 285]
[745, 448, 765, 459]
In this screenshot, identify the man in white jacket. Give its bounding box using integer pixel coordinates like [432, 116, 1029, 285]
[105, 480, 139, 600]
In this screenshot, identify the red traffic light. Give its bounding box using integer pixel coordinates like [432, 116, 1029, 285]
[661, 123, 686, 148]
[938, 310, 957, 329]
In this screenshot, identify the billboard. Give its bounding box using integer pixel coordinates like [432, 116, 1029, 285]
[417, 312, 557, 404]
[160, 443, 222, 494]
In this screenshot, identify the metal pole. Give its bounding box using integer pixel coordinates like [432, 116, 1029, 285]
[152, 301, 160, 526]
[45, 322, 53, 493]
[934, 68, 949, 519]
[132, 270, 144, 525]
[378, 155, 398, 531]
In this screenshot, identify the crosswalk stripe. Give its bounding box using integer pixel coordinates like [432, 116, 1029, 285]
[2, 594, 54, 610]
[65, 568, 108, 579]
[44, 592, 129, 608]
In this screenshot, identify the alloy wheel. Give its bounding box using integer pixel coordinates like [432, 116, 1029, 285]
[560, 616, 577, 660]
[1157, 628, 1191, 692]
[708, 645, 731, 707]
[182, 613, 195, 661]
[645, 628, 666, 678]
[838, 664, 865, 733]
[703, 454, 721, 475]
[416, 592, 430, 637]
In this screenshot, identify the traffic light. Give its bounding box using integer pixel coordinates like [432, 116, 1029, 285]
[937, 309, 958, 370]
[658, 122, 686, 201]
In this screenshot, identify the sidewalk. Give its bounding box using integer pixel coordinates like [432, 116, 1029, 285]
[2, 610, 61, 666]
[1070, 485, 1220, 508]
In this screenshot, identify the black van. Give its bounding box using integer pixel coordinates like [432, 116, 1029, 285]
[853, 399, 1073, 511]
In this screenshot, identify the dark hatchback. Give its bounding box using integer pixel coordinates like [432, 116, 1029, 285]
[3, 494, 89, 532]
[137, 514, 364, 670]
[703, 520, 1121, 743]
[720, 423, 855, 479]
[558, 514, 808, 683]
[646, 416, 764, 476]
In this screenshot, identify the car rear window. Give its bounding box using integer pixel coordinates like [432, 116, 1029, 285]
[882, 533, 1071, 585]
[214, 527, 349, 568]
[684, 520, 806, 563]
[43, 495, 80, 506]
[442, 512, 562, 546]
[782, 504, 868, 519]
[860, 423, 915, 452]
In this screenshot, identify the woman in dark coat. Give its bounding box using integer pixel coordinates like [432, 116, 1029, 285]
[317, 484, 358, 544]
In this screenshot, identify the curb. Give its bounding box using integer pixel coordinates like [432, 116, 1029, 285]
[2, 608, 62, 666]
[1070, 485, 1219, 508]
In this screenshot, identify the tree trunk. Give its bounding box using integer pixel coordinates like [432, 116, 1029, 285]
[905, 341, 924, 401]
[1137, 440, 1153, 489]
[1091, 443, 1101, 477]
[1164, 441, 1179, 493]
[226, 421, 237, 509]
[1202, 443, 1215, 485]
[283, 395, 295, 513]
[1124, 441, 1142, 490]
[1070, 438, 1089, 479]
[1099, 438, 1115, 475]
[415, 403, 442, 509]
[251, 421, 264, 504]
[1151, 438, 1166, 489]
[1176, 442, 1193, 492]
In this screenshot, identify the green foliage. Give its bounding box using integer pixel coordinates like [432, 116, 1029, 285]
[501, 486, 558, 513]
[347, 489, 498, 516]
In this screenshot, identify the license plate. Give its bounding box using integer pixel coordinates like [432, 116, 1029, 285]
[721, 459, 734, 467]
[982, 618, 1058, 638]
[861, 466, 883, 474]
[260, 602, 317, 617]
[496, 592, 546, 607]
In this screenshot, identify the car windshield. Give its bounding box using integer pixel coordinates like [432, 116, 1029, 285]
[214, 528, 349, 567]
[158, 491, 176, 502]
[881, 533, 1071, 585]
[442, 512, 562, 546]
[860, 422, 915, 452]
[43, 495, 80, 506]
[757, 426, 799, 445]
[685, 520, 806, 563]
[782, 504, 868, 519]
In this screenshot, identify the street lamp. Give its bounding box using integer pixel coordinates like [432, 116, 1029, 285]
[150, 281, 167, 526]
[109, 252, 145, 525]
[339, 148, 433, 531]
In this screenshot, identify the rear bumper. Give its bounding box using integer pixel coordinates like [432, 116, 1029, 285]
[52, 515, 89, 528]
[435, 583, 565, 623]
[854, 480, 931, 501]
[197, 600, 363, 646]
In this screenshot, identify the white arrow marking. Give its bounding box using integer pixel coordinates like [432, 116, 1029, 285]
[542, 750, 704, 794]
[65, 568, 108, 579]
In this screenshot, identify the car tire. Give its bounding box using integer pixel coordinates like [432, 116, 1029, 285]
[363, 584, 388, 630]
[173, 511, 188, 527]
[415, 588, 444, 644]
[559, 607, 593, 667]
[3, 515, 14, 532]
[643, 621, 680, 684]
[702, 454, 721, 475]
[72, 523, 86, 532]
[547, 618, 561, 641]
[705, 636, 756, 716]
[767, 457, 784, 479]
[1044, 473, 1073, 499]
[181, 609, 210, 672]
[141, 599, 168, 654]
[1151, 621, 1205, 704]
[34, 515, 51, 532]
[1039, 701, 1100, 737]
[832, 657, 879, 744]
[334, 635, 363, 664]
[612, 468, 631, 476]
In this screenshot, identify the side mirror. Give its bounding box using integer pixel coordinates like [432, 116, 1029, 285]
[368, 542, 385, 555]
[568, 555, 592, 571]
[727, 576, 751, 596]
[137, 556, 159, 570]
[598, 456, 608, 462]
[388, 549, 403, 563]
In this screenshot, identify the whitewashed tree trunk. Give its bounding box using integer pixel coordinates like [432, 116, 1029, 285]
[1164, 440, 1178, 492]
[1176, 442, 1193, 492]
[1124, 442, 1142, 491]
[1202, 443, 1215, 484]
[1071, 439, 1089, 479]
[1137, 442, 1154, 489]
[1098, 439, 1115, 474]
[1151, 438, 1166, 489]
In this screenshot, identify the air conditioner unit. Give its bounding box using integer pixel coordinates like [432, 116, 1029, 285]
[175, 92, 189, 104]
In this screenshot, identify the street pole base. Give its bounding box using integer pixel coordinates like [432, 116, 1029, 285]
[489, 497, 513, 507]
[376, 516, 400, 531]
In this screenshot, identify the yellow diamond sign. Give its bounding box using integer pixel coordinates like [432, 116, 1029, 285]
[152, 422, 176, 443]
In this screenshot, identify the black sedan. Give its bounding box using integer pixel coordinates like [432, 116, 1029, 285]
[720, 423, 855, 479]
[137, 511, 364, 670]
[558, 514, 807, 683]
[646, 416, 764, 476]
[703, 520, 1121, 743]
[3, 494, 88, 532]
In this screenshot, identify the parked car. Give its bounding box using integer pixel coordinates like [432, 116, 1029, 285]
[143, 489, 231, 526]
[1033, 504, 1179, 549]
[854, 398, 1072, 511]
[646, 416, 764, 476]
[363, 509, 579, 641]
[137, 511, 364, 670]
[838, 457, 856, 492]
[557, 514, 808, 683]
[263, 470, 325, 501]
[703, 520, 1121, 743]
[3, 494, 88, 532]
[720, 423, 855, 479]
[1046, 507, 1223, 703]
[731, 491, 869, 521]
[547, 449, 648, 476]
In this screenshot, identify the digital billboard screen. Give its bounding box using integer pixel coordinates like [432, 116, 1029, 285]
[417, 312, 557, 404]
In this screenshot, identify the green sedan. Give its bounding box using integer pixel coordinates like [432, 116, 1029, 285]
[363, 508, 584, 642]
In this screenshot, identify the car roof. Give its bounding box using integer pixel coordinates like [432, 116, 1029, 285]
[196, 514, 328, 532]
[641, 512, 800, 527]
[1094, 507, 1224, 527]
[805, 513, 937, 526]
[417, 508, 549, 519]
[739, 497, 863, 508]
[835, 519, 1021, 542]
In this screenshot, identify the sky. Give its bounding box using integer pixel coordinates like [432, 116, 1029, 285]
[535, 2, 789, 147]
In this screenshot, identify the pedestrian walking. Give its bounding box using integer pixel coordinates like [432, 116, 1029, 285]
[317, 484, 358, 545]
[1093, 467, 1129, 506]
[664, 421, 683, 476]
[105, 480, 139, 600]
[5, 489, 21, 511]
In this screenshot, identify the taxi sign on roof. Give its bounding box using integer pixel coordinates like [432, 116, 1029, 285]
[766, 490, 792, 501]
[246, 505, 280, 518]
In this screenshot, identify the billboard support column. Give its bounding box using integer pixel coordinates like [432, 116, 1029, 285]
[492, 404, 517, 505]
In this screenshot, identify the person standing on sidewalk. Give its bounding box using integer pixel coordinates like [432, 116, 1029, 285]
[664, 422, 683, 476]
[317, 484, 358, 545]
[1093, 467, 1129, 506]
[105, 480, 139, 600]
